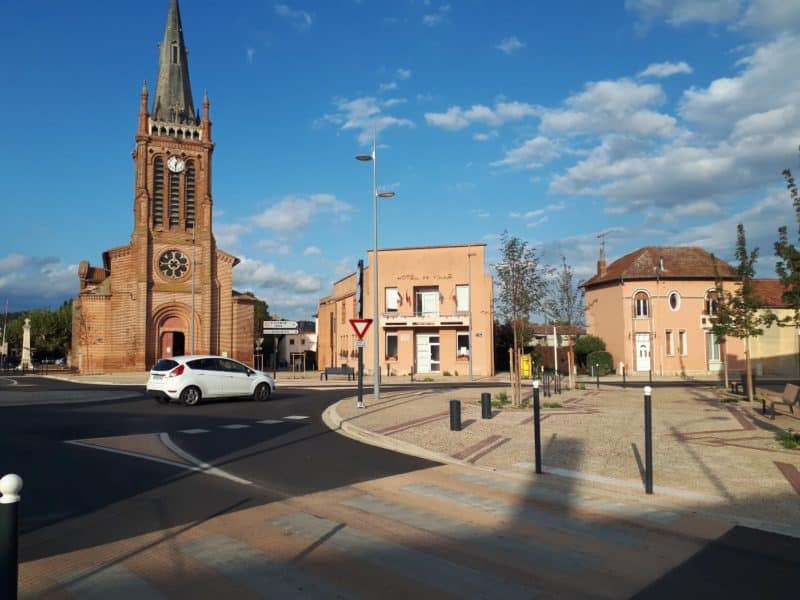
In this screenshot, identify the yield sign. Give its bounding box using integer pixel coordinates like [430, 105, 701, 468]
[349, 318, 373, 340]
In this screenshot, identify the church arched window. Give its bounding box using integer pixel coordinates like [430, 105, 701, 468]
[153, 157, 164, 226]
[168, 170, 180, 227]
[185, 160, 196, 228]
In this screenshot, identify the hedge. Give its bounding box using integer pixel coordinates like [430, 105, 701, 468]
[587, 351, 613, 376]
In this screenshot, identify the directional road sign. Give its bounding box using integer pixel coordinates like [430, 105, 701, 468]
[355, 339, 367, 348]
[349, 318, 372, 340]
[263, 329, 299, 335]
[263, 320, 298, 330]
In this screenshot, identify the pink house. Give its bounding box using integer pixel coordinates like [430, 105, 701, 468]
[583, 246, 746, 376]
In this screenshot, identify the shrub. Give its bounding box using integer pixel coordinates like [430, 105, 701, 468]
[587, 351, 613, 376]
[574, 335, 606, 368]
[776, 430, 800, 450]
[443, 370, 452, 376]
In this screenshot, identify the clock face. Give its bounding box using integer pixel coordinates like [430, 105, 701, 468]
[158, 250, 190, 279]
[167, 156, 186, 173]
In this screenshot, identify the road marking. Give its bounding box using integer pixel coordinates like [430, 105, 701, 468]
[179, 428, 210, 434]
[283, 415, 309, 420]
[257, 419, 283, 424]
[179, 534, 355, 599]
[220, 424, 250, 429]
[159, 433, 252, 485]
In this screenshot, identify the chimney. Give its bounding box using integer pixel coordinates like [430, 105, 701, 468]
[597, 245, 607, 276]
[659, 256, 665, 272]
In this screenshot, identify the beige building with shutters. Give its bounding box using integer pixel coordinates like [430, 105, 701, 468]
[317, 244, 495, 378]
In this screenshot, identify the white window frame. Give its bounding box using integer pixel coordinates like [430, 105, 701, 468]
[665, 329, 674, 356]
[456, 285, 470, 312]
[386, 332, 398, 360]
[385, 287, 399, 312]
[457, 332, 470, 357]
[634, 291, 649, 318]
[678, 329, 688, 356]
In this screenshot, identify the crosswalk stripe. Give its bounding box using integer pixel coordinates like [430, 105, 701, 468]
[283, 415, 309, 420]
[342, 492, 596, 574]
[257, 419, 283, 424]
[179, 533, 354, 599]
[58, 563, 167, 599]
[272, 511, 536, 599]
[179, 428, 209, 434]
[401, 482, 640, 547]
[220, 424, 250, 429]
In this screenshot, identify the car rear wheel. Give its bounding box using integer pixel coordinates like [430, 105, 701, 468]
[180, 386, 201, 406]
[254, 382, 271, 402]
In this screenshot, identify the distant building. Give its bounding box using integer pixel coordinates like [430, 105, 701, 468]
[278, 321, 317, 369]
[72, 0, 255, 373]
[317, 244, 495, 377]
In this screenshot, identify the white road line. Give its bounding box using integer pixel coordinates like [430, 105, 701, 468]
[257, 419, 283, 424]
[283, 415, 309, 420]
[220, 424, 250, 429]
[179, 428, 210, 434]
[159, 433, 252, 485]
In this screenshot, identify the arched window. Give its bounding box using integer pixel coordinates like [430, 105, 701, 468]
[634, 291, 649, 318]
[169, 170, 180, 227]
[705, 290, 719, 316]
[184, 160, 196, 228]
[668, 291, 681, 311]
[153, 157, 164, 226]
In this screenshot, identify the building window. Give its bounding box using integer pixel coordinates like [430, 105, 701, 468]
[668, 291, 681, 311]
[385, 287, 399, 312]
[707, 333, 721, 361]
[301, 339, 306, 345]
[705, 291, 718, 316]
[678, 330, 688, 356]
[386, 333, 398, 360]
[665, 330, 673, 355]
[289, 339, 295, 345]
[457, 332, 470, 357]
[340, 303, 346, 325]
[171, 44, 179, 64]
[153, 157, 164, 226]
[415, 287, 440, 316]
[168, 171, 180, 227]
[634, 291, 649, 318]
[184, 161, 195, 228]
[456, 285, 470, 312]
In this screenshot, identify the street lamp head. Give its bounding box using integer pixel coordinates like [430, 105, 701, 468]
[355, 154, 373, 162]
[377, 191, 395, 198]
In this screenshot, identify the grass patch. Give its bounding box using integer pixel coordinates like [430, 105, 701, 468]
[720, 396, 740, 403]
[776, 430, 800, 450]
[421, 376, 434, 382]
[492, 391, 510, 408]
[543, 402, 562, 408]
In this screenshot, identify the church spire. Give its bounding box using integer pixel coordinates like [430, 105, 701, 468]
[152, 0, 197, 124]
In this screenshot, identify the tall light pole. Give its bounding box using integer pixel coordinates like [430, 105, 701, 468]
[356, 133, 395, 404]
[190, 226, 196, 355]
[467, 246, 476, 381]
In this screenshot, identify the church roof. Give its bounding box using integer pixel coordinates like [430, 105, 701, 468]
[583, 246, 738, 289]
[151, 0, 197, 124]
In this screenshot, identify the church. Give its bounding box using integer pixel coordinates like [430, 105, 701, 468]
[72, 0, 256, 373]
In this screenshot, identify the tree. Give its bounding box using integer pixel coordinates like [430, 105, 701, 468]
[710, 225, 770, 403]
[545, 256, 585, 387]
[494, 231, 547, 407]
[573, 334, 605, 370]
[775, 151, 800, 325]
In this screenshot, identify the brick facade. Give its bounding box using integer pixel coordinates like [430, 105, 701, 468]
[71, 1, 254, 373]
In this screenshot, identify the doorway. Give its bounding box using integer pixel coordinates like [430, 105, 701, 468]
[160, 331, 185, 358]
[636, 333, 651, 372]
[416, 333, 440, 373]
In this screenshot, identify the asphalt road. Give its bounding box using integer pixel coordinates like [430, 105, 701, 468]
[0, 376, 436, 561]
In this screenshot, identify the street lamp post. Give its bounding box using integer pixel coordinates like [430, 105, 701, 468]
[190, 227, 196, 355]
[467, 247, 476, 382]
[356, 133, 395, 404]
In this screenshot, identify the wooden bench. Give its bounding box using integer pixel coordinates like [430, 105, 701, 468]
[771, 383, 799, 417]
[320, 365, 355, 381]
[730, 372, 757, 395]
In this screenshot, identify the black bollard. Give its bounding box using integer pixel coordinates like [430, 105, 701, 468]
[533, 381, 542, 474]
[481, 392, 492, 419]
[644, 387, 653, 494]
[0, 474, 22, 600]
[449, 400, 462, 431]
[622, 364, 626, 389]
[649, 368, 652, 385]
[595, 364, 600, 390]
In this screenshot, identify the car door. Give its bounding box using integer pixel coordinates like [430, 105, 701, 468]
[186, 358, 220, 397]
[218, 358, 253, 397]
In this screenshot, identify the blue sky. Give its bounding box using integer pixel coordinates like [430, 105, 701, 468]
[2, 0, 800, 319]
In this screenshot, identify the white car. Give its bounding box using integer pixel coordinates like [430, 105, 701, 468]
[147, 355, 275, 406]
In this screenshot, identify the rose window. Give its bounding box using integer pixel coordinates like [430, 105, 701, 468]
[158, 250, 190, 279]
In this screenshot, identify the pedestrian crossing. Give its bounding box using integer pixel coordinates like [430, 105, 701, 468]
[177, 415, 309, 435]
[19, 463, 729, 599]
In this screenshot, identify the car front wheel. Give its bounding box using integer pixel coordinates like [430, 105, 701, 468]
[180, 386, 201, 406]
[253, 382, 271, 402]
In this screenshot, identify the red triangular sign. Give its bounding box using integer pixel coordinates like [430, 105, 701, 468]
[349, 318, 372, 340]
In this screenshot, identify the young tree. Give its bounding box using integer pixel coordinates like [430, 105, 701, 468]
[775, 153, 800, 325]
[710, 225, 769, 403]
[494, 231, 547, 406]
[545, 256, 585, 388]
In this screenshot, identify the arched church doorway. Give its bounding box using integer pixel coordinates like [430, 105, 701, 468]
[159, 316, 186, 358]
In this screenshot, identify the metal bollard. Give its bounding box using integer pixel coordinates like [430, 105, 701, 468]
[622, 365, 626, 389]
[595, 364, 600, 390]
[1, 474, 22, 600]
[449, 400, 462, 431]
[533, 380, 542, 474]
[643, 386, 653, 494]
[480, 392, 492, 419]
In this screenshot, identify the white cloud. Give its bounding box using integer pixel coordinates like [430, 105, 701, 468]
[246, 48, 256, 64]
[326, 96, 414, 144]
[473, 131, 498, 142]
[423, 3, 451, 27]
[235, 257, 322, 293]
[425, 101, 539, 131]
[496, 36, 525, 55]
[274, 3, 312, 31]
[258, 239, 290, 254]
[491, 136, 562, 168]
[252, 194, 353, 231]
[215, 223, 251, 248]
[740, 0, 800, 30]
[384, 98, 408, 108]
[303, 246, 321, 255]
[638, 61, 693, 78]
[625, 0, 740, 29]
[379, 81, 398, 92]
[396, 68, 412, 80]
[0, 255, 76, 309]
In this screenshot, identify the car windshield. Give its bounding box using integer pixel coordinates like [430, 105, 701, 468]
[152, 359, 179, 372]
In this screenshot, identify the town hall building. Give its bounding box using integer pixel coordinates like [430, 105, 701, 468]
[72, 0, 256, 373]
